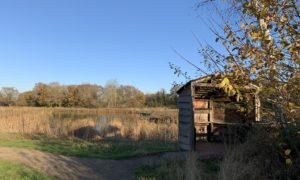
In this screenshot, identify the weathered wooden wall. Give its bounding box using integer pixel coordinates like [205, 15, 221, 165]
[178, 78, 260, 150]
[194, 99, 209, 135]
[178, 84, 194, 151]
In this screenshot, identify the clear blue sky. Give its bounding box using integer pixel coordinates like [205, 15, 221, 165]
[0, 0, 219, 93]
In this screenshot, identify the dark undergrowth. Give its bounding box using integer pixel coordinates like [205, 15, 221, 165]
[135, 154, 221, 180]
[135, 125, 300, 180]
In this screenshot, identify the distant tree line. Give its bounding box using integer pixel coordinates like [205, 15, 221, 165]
[144, 89, 178, 108]
[0, 81, 178, 108]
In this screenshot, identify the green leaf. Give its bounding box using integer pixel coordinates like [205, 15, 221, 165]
[223, 78, 230, 85]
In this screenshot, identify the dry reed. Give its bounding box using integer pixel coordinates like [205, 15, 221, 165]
[100, 118, 178, 141]
[0, 107, 178, 141]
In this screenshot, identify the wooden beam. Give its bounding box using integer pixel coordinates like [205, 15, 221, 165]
[210, 121, 243, 125]
[193, 83, 214, 87]
[194, 109, 210, 114]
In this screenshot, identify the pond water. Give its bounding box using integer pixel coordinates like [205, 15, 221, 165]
[95, 116, 109, 132]
[49, 109, 178, 137]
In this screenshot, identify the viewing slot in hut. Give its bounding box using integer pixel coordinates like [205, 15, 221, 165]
[177, 75, 260, 151]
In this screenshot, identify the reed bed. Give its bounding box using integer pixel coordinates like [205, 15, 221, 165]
[100, 118, 178, 141]
[0, 107, 178, 142]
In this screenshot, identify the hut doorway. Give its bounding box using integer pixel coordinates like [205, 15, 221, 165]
[194, 98, 228, 151]
[193, 99, 226, 144]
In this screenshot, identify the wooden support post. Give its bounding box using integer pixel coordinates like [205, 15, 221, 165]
[207, 99, 212, 142]
[191, 85, 195, 151]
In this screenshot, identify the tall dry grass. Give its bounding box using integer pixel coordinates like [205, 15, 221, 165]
[0, 107, 178, 141]
[0, 107, 96, 137]
[100, 118, 178, 141]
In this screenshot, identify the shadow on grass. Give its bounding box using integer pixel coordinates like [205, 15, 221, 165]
[134, 156, 222, 180]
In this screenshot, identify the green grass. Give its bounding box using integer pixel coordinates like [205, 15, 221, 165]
[135, 164, 162, 179]
[134, 157, 221, 180]
[0, 133, 178, 160]
[0, 160, 52, 180]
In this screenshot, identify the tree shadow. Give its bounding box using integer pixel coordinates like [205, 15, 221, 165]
[71, 126, 99, 140]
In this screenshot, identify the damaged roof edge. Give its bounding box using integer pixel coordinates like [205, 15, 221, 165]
[176, 74, 259, 94]
[176, 74, 215, 94]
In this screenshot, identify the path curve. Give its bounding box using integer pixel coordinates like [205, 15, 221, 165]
[0, 142, 224, 180]
[0, 147, 160, 180]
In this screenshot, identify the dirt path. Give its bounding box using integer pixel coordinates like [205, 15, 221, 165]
[0, 147, 160, 180]
[0, 143, 224, 180]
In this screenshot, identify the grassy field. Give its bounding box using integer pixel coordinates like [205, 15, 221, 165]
[0, 160, 52, 180]
[0, 107, 180, 179]
[0, 133, 178, 159]
[0, 107, 178, 159]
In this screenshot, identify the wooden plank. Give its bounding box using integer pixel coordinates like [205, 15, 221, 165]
[209, 99, 214, 123]
[179, 140, 191, 149]
[180, 108, 192, 113]
[179, 122, 192, 134]
[191, 82, 195, 97]
[179, 101, 191, 105]
[179, 96, 193, 103]
[179, 131, 190, 138]
[179, 93, 192, 97]
[180, 111, 192, 116]
[178, 103, 192, 108]
[211, 101, 225, 123]
[211, 114, 225, 123]
[211, 97, 231, 102]
[178, 103, 192, 110]
[194, 122, 209, 125]
[212, 121, 243, 125]
[194, 113, 208, 123]
[179, 135, 190, 144]
[179, 114, 192, 119]
[179, 141, 191, 148]
[179, 112, 191, 117]
[179, 115, 191, 121]
[195, 108, 212, 110]
[179, 121, 192, 129]
[179, 116, 192, 123]
[193, 99, 208, 109]
[180, 143, 192, 151]
[178, 86, 192, 96]
[193, 82, 214, 87]
[179, 109, 192, 116]
[179, 95, 192, 100]
[194, 109, 210, 114]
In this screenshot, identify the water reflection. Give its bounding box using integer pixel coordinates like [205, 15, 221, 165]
[96, 116, 109, 133]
